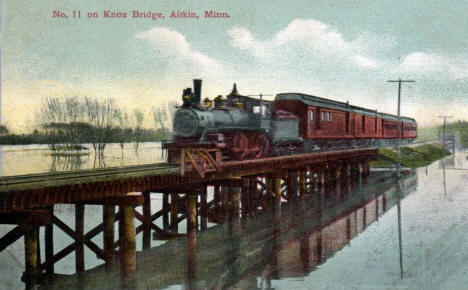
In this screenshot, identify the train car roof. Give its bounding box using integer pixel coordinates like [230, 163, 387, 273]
[275, 93, 416, 124]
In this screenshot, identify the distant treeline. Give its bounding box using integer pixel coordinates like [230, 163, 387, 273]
[0, 128, 171, 146]
[0, 96, 177, 150]
[442, 121, 468, 147]
[416, 120, 468, 147]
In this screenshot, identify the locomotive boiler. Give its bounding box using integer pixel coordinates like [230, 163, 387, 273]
[170, 79, 302, 160]
[165, 79, 418, 162]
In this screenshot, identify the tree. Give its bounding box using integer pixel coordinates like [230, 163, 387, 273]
[0, 125, 9, 135]
[152, 106, 167, 130]
[115, 109, 132, 156]
[133, 109, 144, 150]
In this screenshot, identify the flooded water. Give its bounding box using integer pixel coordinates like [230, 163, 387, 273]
[0, 143, 166, 176]
[1, 149, 468, 289]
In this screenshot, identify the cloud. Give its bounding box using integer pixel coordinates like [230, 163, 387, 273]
[353, 55, 379, 68]
[398, 52, 468, 79]
[227, 26, 268, 57]
[135, 27, 222, 76]
[227, 19, 381, 69]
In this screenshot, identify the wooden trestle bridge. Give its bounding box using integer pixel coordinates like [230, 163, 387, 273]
[0, 148, 379, 289]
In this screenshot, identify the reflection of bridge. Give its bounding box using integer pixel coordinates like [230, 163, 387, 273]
[0, 149, 379, 289]
[41, 169, 417, 289]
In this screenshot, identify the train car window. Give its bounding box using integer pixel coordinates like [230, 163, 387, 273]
[374, 117, 377, 132]
[253, 106, 260, 114]
[362, 116, 365, 133]
[309, 111, 314, 121]
[329, 113, 333, 121]
[321, 112, 325, 121]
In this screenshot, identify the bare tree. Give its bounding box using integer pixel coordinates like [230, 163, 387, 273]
[83, 97, 120, 156]
[152, 106, 167, 130]
[152, 101, 178, 134]
[115, 109, 132, 157]
[133, 109, 144, 151]
[39, 97, 87, 151]
[166, 101, 178, 133]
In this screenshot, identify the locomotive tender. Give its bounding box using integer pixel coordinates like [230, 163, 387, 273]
[166, 79, 417, 161]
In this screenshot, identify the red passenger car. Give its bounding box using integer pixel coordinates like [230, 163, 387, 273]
[274, 93, 417, 150]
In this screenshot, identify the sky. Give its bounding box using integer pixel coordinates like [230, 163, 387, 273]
[1, 0, 467, 132]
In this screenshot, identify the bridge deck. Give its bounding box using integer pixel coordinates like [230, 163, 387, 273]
[0, 148, 377, 213]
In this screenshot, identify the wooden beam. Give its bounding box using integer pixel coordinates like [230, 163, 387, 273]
[0, 226, 23, 252]
[135, 211, 165, 236]
[170, 194, 179, 234]
[45, 206, 54, 274]
[103, 205, 115, 270]
[75, 193, 144, 207]
[142, 192, 151, 250]
[162, 194, 169, 230]
[0, 210, 51, 226]
[38, 243, 75, 273]
[75, 204, 85, 274]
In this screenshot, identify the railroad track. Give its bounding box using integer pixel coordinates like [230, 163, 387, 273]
[0, 163, 180, 192]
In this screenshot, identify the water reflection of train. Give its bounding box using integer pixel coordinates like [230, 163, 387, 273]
[41, 170, 417, 289]
[165, 79, 418, 161]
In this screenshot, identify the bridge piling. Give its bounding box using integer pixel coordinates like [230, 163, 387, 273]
[119, 206, 136, 281]
[103, 205, 115, 270]
[162, 193, 169, 231]
[170, 194, 179, 234]
[230, 185, 241, 220]
[272, 174, 282, 210]
[200, 187, 208, 231]
[23, 225, 39, 289]
[299, 170, 306, 197]
[45, 205, 54, 275]
[248, 177, 258, 214]
[186, 195, 197, 290]
[240, 178, 249, 219]
[142, 192, 151, 250]
[75, 204, 85, 274]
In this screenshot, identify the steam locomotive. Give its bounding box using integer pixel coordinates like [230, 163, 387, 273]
[165, 79, 417, 161]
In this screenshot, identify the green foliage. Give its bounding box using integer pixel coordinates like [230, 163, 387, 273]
[0, 125, 9, 135]
[414, 126, 438, 143]
[371, 143, 451, 168]
[440, 120, 468, 147]
[415, 120, 468, 147]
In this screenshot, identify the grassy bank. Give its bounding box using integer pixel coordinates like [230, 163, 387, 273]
[371, 143, 451, 168]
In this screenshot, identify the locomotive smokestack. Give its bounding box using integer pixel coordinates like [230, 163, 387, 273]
[193, 79, 202, 104]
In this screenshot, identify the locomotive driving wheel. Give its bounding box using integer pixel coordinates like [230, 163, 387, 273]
[249, 133, 270, 158]
[231, 132, 249, 160]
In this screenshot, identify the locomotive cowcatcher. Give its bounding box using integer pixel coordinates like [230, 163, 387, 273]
[163, 79, 417, 163]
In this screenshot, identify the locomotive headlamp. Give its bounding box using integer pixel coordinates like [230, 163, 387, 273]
[182, 87, 193, 105]
[203, 98, 213, 108]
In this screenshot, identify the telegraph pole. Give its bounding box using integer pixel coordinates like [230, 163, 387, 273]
[438, 115, 453, 150]
[387, 79, 415, 163]
[387, 78, 414, 280]
[387, 79, 415, 123]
